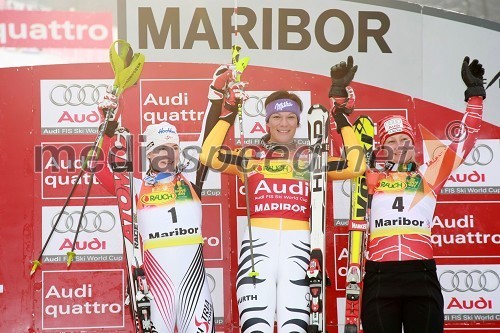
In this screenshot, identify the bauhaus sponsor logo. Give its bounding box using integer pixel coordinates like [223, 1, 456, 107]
[439, 269, 500, 292]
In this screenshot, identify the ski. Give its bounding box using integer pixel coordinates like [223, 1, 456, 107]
[307, 104, 330, 333]
[109, 130, 153, 333]
[105, 40, 151, 333]
[344, 115, 374, 333]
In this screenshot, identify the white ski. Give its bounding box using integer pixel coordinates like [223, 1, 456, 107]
[307, 104, 330, 333]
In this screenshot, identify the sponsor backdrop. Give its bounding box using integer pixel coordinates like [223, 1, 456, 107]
[0, 1, 499, 332]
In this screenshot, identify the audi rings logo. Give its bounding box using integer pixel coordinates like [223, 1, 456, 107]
[432, 144, 494, 166]
[206, 273, 216, 293]
[463, 144, 494, 166]
[51, 211, 116, 233]
[242, 95, 268, 117]
[50, 84, 108, 106]
[439, 269, 500, 292]
[341, 179, 350, 197]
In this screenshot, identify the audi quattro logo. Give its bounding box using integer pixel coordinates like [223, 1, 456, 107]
[439, 269, 500, 292]
[51, 210, 116, 233]
[50, 84, 108, 106]
[432, 144, 494, 166]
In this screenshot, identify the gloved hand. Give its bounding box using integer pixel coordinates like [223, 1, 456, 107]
[329, 56, 358, 98]
[462, 56, 486, 101]
[219, 82, 248, 124]
[98, 92, 118, 120]
[98, 91, 119, 137]
[208, 64, 236, 100]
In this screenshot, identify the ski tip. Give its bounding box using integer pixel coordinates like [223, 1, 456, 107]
[307, 104, 328, 115]
[66, 251, 76, 267]
[30, 260, 41, 276]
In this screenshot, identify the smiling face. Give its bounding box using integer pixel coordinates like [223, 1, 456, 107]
[147, 143, 180, 173]
[382, 133, 415, 164]
[266, 111, 299, 144]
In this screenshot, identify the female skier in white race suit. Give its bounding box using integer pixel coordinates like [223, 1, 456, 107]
[96, 85, 223, 332]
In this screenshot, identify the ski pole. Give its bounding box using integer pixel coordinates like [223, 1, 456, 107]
[30, 40, 144, 275]
[236, 86, 259, 283]
[30, 167, 86, 274]
[231, 0, 258, 283]
[31, 96, 116, 273]
[66, 40, 145, 266]
[66, 102, 117, 266]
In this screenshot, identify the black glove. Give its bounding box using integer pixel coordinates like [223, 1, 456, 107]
[462, 56, 486, 101]
[329, 56, 358, 98]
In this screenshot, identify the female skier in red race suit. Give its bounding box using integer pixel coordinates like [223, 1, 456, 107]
[361, 57, 487, 333]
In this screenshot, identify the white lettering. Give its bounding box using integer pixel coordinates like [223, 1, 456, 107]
[0, 21, 110, 45]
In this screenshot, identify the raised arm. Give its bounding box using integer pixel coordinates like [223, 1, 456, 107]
[326, 56, 366, 180]
[420, 57, 486, 193]
[198, 65, 246, 177]
[94, 92, 142, 195]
